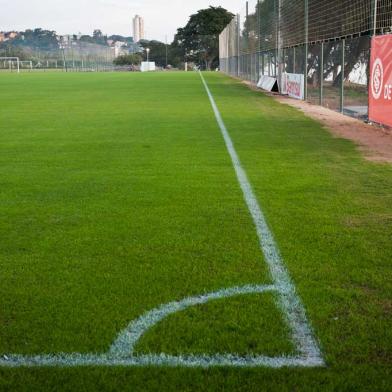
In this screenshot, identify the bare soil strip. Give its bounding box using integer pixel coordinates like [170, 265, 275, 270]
[274, 95, 392, 164]
[242, 80, 392, 164]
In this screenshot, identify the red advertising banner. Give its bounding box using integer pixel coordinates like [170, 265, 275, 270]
[369, 35, 392, 128]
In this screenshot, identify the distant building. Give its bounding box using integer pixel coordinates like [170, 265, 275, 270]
[59, 35, 73, 48]
[133, 15, 144, 43]
[0, 31, 19, 42]
[7, 31, 18, 39]
[113, 41, 128, 57]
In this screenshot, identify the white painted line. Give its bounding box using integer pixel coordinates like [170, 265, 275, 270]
[0, 353, 322, 369]
[198, 72, 324, 366]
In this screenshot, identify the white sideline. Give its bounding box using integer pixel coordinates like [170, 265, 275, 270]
[198, 71, 324, 366]
[0, 354, 321, 368]
[0, 72, 324, 368]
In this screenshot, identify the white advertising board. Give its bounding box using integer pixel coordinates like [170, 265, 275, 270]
[285, 73, 304, 100]
[141, 62, 156, 72]
[257, 75, 277, 92]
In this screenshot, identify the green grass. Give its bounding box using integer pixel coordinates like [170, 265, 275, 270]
[0, 71, 391, 391]
[137, 293, 295, 356]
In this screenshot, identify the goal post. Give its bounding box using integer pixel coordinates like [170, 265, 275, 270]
[0, 57, 20, 73]
[20, 60, 33, 71]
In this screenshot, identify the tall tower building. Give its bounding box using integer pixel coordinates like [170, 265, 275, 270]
[133, 15, 145, 43]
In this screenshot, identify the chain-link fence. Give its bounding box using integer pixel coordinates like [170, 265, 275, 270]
[60, 41, 116, 72]
[220, 0, 392, 119]
[0, 40, 116, 72]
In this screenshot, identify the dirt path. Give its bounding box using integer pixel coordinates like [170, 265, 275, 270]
[241, 80, 392, 164]
[274, 95, 392, 164]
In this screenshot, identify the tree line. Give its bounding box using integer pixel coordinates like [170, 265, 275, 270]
[115, 7, 234, 69]
[1, 6, 234, 70]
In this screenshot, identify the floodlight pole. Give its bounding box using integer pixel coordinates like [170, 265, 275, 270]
[71, 43, 75, 70]
[60, 44, 68, 72]
[165, 35, 168, 67]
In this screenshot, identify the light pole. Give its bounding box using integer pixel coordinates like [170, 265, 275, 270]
[146, 48, 150, 63]
[60, 42, 68, 72]
[165, 35, 168, 68]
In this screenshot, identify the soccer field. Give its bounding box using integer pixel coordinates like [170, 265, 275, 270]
[0, 71, 391, 391]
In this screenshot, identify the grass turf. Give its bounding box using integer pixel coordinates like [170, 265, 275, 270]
[0, 71, 391, 391]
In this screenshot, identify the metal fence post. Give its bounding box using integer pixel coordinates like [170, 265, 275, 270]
[340, 40, 345, 113]
[246, 1, 249, 80]
[370, 0, 378, 115]
[269, 52, 272, 76]
[293, 47, 296, 73]
[260, 53, 263, 79]
[320, 42, 324, 106]
[304, 0, 309, 101]
[237, 14, 240, 77]
[373, 0, 378, 35]
[256, 0, 261, 83]
[277, 0, 283, 91]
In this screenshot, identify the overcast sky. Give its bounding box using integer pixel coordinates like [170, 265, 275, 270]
[0, 0, 241, 42]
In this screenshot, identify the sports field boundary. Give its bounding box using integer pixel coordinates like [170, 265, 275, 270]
[0, 72, 324, 369]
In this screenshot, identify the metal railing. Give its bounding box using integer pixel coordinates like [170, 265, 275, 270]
[219, 0, 392, 118]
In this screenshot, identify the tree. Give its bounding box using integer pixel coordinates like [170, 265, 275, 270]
[139, 40, 165, 66]
[0, 28, 61, 62]
[173, 6, 234, 70]
[137, 39, 185, 68]
[108, 35, 134, 44]
[168, 42, 186, 68]
[0, 44, 29, 60]
[139, 40, 171, 67]
[92, 29, 108, 45]
[3, 28, 59, 52]
[113, 53, 142, 66]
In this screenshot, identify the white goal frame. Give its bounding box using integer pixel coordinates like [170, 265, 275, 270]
[20, 60, 33, 71]
[0, 57, 20, 73]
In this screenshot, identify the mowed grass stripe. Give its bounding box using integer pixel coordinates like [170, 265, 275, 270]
[0, 72, 277, 356]
[0, 72, 390, 390]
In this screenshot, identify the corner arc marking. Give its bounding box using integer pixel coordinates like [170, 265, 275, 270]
[109, 284, 276, 358]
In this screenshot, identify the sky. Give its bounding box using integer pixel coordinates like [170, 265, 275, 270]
[0, 0, 242, 42]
